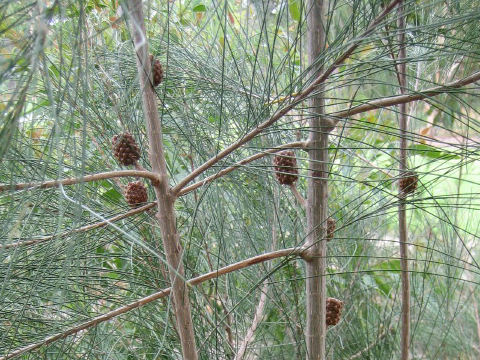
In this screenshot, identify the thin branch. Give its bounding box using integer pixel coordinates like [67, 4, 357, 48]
[235, 200, 279, 359]
[234, 283, 269, 360]
[172, 0, 402, 194]
[330, 70, 480, 122]
[289, 183, 307, 208]
[176, 141, 306, 197]
[0, 202, 156, 249]
[471, 285, 480, 354]
[343, 149, 394, 178]
[347, 325, 395, 360]
[0, 170, 161, 192]
[0, 247, 301, 360]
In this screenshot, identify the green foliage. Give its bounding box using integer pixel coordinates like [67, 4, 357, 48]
[1, 0, 480, 359]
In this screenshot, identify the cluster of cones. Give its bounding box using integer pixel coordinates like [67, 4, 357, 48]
[326, 297, 344, 326]
[399, 171, 418, 195]
[111, 132, 148, 207]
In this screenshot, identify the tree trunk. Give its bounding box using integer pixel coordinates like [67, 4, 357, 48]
[305, 0, 330, 359]
[397, 1, 410, 359]
[124, 1, 198, 359]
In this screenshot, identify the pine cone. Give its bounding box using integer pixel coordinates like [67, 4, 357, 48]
[399, 171, 418, 195]
[112, 132, 140, 166]
[273, 150, 298, 185]
[326, 297, 344, 326]
[327, 217, 336, 241]
[125, 181, 148, 207]
[149, 54, 164, 87]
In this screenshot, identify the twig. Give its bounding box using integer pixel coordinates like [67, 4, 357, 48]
[235, 196, 279, 359]
[176, 141, 306, 196]
[0, 247, 301, 360]
[172, 0, 403, 194]
[289, 183, 307, 208]
[344, 149, 394, 178]
[347, 325, 394, 360]
[234, 283, 269, 360]
[471, 285, 480, 354]
[0, 202, 156, 249]
[0, 170, 161, 192]
[330, 70, 480, 123]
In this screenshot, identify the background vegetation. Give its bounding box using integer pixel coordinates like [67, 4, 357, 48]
[1, 0, 480, 358]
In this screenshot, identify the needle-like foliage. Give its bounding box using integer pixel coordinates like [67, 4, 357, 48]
[1, 0, 480, 359]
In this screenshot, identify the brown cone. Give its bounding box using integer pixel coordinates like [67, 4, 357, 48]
[399, 171, 418, 195]
[149, 54, 164, 87]
[125, 181, 148, 207]
[273, 150, 298, 185]
[327, 217, 336, 241]
[112, 132, 140, 166]
[326, 297, 344, 326]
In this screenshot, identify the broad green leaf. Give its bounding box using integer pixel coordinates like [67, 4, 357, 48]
[288, 0, 301, 21]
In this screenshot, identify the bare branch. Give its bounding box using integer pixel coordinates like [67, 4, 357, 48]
[234, 283, 269, 360]
[0, 203, 156, 249]
[0, 170, 161, 192]
[172, 0, 402, 194]
[289, 183, 307, 208]
[0, 247, 301, 360]
[330, 71, 480, 123]
[176, 141, 306, 197]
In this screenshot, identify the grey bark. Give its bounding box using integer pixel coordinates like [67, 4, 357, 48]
[124, 1, 198, 359]
[305, 0, 330, 359]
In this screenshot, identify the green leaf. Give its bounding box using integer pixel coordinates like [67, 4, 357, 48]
[372, 259, 401, 271]
[192, 4, 206, 12]
[102, 188, 122, 202]
[288, 0, 301, 21]
[409, 144, 460, 160]
[373, 275, 392, 296]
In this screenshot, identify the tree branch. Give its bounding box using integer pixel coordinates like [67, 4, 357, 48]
[289, 183, 307, 208]
[0, 247, 301, 360]
[124, 0, 198, 358]
[396, 3, 410, 359]
[330, 70, 480, 123]
[176, 141, 306, 197]
[0, 170, 161, 192]
[0, 202, 156, 249]
[172, 0, 402, 194]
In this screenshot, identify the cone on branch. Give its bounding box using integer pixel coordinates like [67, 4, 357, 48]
[398, 171, 418, 195]
[149, 54, 164, 87]
[326, 217, 336, 242]
[273, 150, 298, 186]
[124, 181, 148, 207]
[326, 297, 344, 326]
[112, 132, 141, 166]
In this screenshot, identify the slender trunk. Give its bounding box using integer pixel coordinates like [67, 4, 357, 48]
[305, 1, 329, 359]
[124, 1, 198, 359]
[397, 2, 410, 359]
